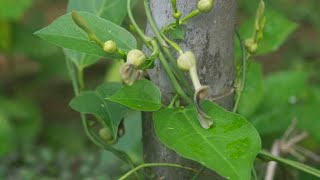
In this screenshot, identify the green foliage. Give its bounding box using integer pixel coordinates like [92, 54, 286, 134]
[0, 98, 42, 152]
[238, 61, 264, 117]
[63, 49, 100, 69]
[34, 12, 137, 58]
[153, 101, 261, 180]
[0, 0, 33, 20]
[65, 0, 140, 70]
[236, 9, 298, 58]
[107, 79, 162, 111]
[67, 0, 140, 25]
[70, 83, 128, 139]
[169, 26, 185, 40]
[244, 71, 320, 143]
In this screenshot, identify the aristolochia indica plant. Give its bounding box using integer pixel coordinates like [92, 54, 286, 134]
[34, 0, 320, 179]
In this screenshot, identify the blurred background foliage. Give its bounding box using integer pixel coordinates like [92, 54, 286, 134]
[0, 0, 319, 179]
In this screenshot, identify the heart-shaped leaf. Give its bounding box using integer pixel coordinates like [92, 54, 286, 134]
[69, 83, 128, 139]
[153, 101, 261, 180]
[34, 12, 137, 58]
[107, 79, 162, 111]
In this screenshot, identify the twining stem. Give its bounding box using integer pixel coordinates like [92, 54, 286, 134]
[159, 51, 192, 104]
[66, 58, 141, 179]
[118, 163, 199, 180]
[162, 9, 201, 34]
[127, 0, 151, 46]
[144, 0, 193, 96]
[161, 33, 184, 55]
[168, 94, 179, 108]
[258, 151, 320, 178]
[170, 0, 180, 26]
[180, 9, 200, 24]
[233, 29, 247, 113]
[191, 166, 206, 180]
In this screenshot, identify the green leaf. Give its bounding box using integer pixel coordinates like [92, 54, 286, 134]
[253, 99, 320, 142]
[67, 0, 140, 25]
[69, 83, 128, 139]
[0, 0, 33, 21]
[107, 79, 162, 111]
[250, 71, 320, 141]
[63, 49, 100, 69]
[260, 71, 308, 110]
[34, 12, 137, 58]
[65, 0, 140, 68]
[169, 26, 185, 40]
[236, 10, 298, 58]
[238, 61, 264, 117]
[153, 101, 261, 180]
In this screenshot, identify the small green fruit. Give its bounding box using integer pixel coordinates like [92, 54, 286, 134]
[127, 49, 146, 68]
[177, 51, 196, 71]
[173, 11, 182, 19]
[103, 40, 117, 54]
[197, 0, 214, 13]
[99, 127, 114, 144]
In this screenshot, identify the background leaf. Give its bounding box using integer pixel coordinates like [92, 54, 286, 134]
[249, 71, 320, 143]
[0, 0, 33, 21]
[236, 9, 298, 58]
[69, 83, 128, 139]
[67, 0, 140, 25]
[63, 49, 100, 69]
[34, 12, 137, 58]
[107, 79, 162, 111]
[153, 101, 261, 180]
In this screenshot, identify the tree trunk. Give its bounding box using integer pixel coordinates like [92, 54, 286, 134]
[143, 0, 237, 179]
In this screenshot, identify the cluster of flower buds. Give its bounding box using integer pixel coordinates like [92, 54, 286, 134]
[120, 49, 146, 85]
[197, 0, 214, 13]
[245, 0, 266, 54]
[177, 51, 213, 129]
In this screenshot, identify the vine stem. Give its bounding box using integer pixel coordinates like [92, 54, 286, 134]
[127, 0, 151, 46]
[158, 51, 192, 104]
[233, 28, 247, 113]
[118, 163, 199, 180]
[170, 0, 180, 26]
[66, 58, 142, 179]
[144, 0, 193, 96]
[180, 9, 200, 24]
[258, 150, 320, 178]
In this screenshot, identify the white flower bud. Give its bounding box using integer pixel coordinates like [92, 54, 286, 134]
[103, 40, 117, 54]
[126, 49, 146, 68]
[177, 51, 196, 71]
[197, 0, 214, 13]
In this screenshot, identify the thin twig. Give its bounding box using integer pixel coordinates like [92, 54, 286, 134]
[118, 163, 199, 180]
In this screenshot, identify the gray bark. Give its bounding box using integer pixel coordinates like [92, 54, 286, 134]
[143, 0, 237, 179]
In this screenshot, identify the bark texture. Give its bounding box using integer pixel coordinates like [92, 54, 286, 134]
[143, 0, 237, 179]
